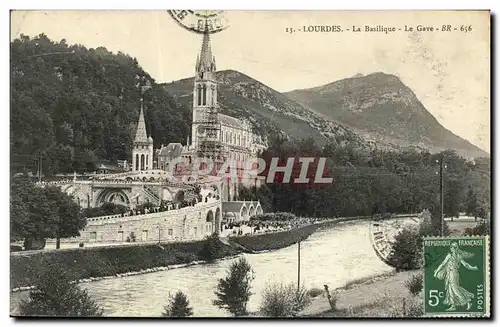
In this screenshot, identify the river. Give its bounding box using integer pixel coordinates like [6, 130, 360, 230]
[10, 220, 394, 317]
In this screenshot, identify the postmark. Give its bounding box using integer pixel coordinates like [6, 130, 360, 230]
[369, 214, 422, 267]
[423, 236, 490, 317]
[167, 10, 229, 34]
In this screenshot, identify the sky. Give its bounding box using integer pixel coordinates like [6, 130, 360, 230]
[10, 10, 490, 152]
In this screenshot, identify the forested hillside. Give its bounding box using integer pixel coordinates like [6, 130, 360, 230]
[240, 137, 491, 220]
[10, 34, 191, 175]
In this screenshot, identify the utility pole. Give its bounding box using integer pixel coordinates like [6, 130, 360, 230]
[297, 241, 301, 292]
[254, 177, 257, 200]
[439, 156, 444, 236]
[38, 151, 42, 183]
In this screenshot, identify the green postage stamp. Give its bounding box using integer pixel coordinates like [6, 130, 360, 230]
[423, 236, 490, 317]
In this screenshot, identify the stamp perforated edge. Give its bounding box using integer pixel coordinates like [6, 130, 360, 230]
[421, 235, 490, 318]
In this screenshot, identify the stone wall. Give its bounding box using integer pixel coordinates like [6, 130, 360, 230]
[67, 198, 222, 244]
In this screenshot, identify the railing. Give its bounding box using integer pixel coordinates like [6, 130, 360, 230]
[37, 178, 194, 189]
[85, 198, 221, 225]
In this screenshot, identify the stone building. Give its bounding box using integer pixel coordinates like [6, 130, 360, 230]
[155, 28, 266, 174]
[39, 28, 267, 246]
[76, 196, 222, 244]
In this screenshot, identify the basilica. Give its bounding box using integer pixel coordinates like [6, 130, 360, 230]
[132, 29, 266, 174]
[36, 27, 267, 246]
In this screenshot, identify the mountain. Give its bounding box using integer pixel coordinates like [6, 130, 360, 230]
[285, 73, 487, 158]
[162, 70, 368, 149]
[11, 34, 191, 174]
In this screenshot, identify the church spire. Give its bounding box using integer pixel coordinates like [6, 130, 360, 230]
[196, 21, 216, 73]
[134, 99, 148, 143]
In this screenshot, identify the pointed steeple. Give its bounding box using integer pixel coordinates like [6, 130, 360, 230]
[197, 21, 216, 73]
[134, 99, 148, 144]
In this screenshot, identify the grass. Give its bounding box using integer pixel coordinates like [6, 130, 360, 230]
[11, 223, 321, 289]
[229, 224, 317, 252]
[309, 293, 423, 318]
[300, 270, 418, 317]
[10, 240, 239, 289]
[343, 271, 397, 290]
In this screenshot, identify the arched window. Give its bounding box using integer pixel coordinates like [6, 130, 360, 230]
[232, 133, 236, 144]
[202, 85, 207, 105]
[146, 155, 149, 169]
[197, 84, 202, 106]
[237, 135, 240, 146]
[140, 154, 145, 171]
[135, 154, 139, 170]
[225, 131, 229, 143]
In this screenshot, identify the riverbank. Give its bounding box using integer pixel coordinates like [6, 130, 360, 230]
[10, 240, 239, 291]
[11, 221, 329, 291]
[300, 270, 421, 317]
[229, 223, 318, 252]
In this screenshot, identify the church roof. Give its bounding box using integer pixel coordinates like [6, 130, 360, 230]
[223, 201, 248, 214]
[218, 113, 244, 129]
[158, 143, 183, 159]
[134, 101, 148, 144]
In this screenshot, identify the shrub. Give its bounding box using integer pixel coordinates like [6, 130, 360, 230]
[199, 233, 223, 262]
[10, 245, 23, 252]
[307, 288, 323, 298]
[389, 219, 451, 271]
[388, 227, 422, 270]
[18, 263, 103, 317]
[419, 220, 450, 237]
[463, 221, 490, 236]
[249, 212, 298, 222]
[260, 281, 311, 317]
[404, 273, 423, 296]
[162, 291, 193, 317]
[11, 239, 240, 289]
[230, 224, 316, 252]
[213, 257, 254, 316]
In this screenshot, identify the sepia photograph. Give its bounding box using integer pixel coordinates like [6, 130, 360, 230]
[9, 9, 491, 319]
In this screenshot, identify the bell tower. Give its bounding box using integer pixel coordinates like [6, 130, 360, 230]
[132, 99, 154, 171]
[191, 23, 218, 150]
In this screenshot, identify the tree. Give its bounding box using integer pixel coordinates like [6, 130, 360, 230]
[18, 263, 103, 317]
[387, 227, 422, 271]
[10, 176, 58, 250]
[11, 34, 191, 176]
[199, 233, 223, 262]
[213, 257, 254, 316]
[465, 187, 480, 220]
[43, 186, 86, 249]
[10, 176, 86, 250]
[162, 291, 194, 317]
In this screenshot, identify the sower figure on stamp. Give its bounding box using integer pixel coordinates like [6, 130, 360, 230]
[433, 242, 478, 311]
